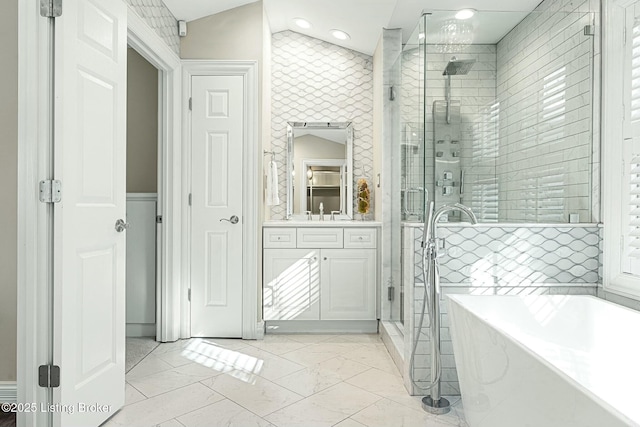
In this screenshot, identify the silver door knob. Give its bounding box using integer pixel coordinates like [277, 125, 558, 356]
[220, 215, 239, 224]
[115, 219, 130, 232]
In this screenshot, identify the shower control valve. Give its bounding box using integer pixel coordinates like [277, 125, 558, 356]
[426, 238, 447, 259]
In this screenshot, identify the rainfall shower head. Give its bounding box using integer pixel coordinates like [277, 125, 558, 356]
[442, 57, 476, 76]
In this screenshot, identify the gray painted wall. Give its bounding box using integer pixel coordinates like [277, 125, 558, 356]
[127, 48, 158, 193]
[0, 0, 17, 382]
[180, 2, 263, 63]
[179, 0, 266, 169]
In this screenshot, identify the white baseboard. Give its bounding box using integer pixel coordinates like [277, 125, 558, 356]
[0, 381, 17, 403]
[126, 323, 157, 337]
[265, 320, 378, 334]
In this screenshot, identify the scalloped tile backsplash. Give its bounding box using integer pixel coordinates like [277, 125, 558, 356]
[414, 225, 602, 285]
[126, 0, 180, 55]
[269, 31, 374, 219]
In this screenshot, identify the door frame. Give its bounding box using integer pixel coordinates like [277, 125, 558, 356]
[182, 61, 260, 339]
[126, 7, 183, 343]
[17, 4, 182, 426]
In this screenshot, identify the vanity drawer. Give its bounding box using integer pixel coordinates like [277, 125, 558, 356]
[344, 228, 377, 248]
[263, 228, 297, 248]
[297, 228, 344, 248]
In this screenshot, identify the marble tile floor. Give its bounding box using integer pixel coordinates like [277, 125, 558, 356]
[102, 334, 468, 427]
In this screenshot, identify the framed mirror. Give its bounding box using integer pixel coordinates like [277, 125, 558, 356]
[286, 122, 353, 219]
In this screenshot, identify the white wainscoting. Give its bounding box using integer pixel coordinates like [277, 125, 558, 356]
[0, 381, 17, 403]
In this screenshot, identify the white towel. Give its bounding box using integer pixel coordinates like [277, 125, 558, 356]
[266, 159, 280, 206]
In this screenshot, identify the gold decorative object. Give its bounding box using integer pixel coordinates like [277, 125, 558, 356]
[356, 178, 371, 220]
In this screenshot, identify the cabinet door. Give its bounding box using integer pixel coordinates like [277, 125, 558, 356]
[320, 249, 376, 320]
[263, 249, 320, 320]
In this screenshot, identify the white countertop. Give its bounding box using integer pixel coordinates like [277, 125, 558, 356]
[264, 220, 382, 227]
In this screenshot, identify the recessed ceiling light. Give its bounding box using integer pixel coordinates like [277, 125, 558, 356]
[330, 29, 351, 41]
[293, 18, 312, 29]
[455, 9, 476, 20]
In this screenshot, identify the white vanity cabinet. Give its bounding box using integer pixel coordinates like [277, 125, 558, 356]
[320, 249, 376, 320]
[263, 248, 320, 321]
[263, 224, 379, 333]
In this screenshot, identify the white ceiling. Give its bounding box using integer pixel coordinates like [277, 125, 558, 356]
[264, 0, 397, 55]
[163, 0, 544, 55]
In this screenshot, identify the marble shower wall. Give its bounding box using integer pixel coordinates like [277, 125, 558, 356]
[495, 0, 596, 222]
[425, 45, 498, 222]
[269, 31, 374, 219]
[399, 0, 599, 223]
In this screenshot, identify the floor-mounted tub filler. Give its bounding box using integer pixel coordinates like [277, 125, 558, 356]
[410, 202, 477, 415]
[448, 295, 640, 427]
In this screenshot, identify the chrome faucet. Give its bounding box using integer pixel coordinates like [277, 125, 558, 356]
[319, 202, 324, 221]
[418, 202, 477, 415]
[432, 203, 478, 230]
[422, 203, 477, 252]
[330, 210, 341, 221]
[426, 203, 478, 260]
[305, 210, 312, 221]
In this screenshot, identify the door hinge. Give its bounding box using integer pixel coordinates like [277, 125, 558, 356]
[38, 365, 60, 388]
[188, 193, 192, 206]
[387, 285, 395, 301]
[39, 180, 62, 203]
[189, 97, 192, 111]
[40, 0, 62, 17]
[156, 215, 163, 224]
[583, 25, 595, 36]
[188, 289, 191, 302]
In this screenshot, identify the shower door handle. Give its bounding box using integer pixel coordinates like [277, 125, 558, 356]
[220, 215, 239, 224]
[460, 170, 465, 195]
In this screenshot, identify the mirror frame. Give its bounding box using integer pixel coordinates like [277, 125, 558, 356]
[286, 121, 353, 219]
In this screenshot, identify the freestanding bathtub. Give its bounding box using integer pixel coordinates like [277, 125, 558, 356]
[448, 295, 640, 427]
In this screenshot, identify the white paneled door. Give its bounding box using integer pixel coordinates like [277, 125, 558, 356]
[190, 75, 244, 337]
[53, 0, 127, 426]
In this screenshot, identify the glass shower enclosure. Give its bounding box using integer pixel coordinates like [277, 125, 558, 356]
[385, 5, 596, 328]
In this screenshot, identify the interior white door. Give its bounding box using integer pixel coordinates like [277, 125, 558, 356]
[52, 0, 127, 426]
[191, 75, 244, 337]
